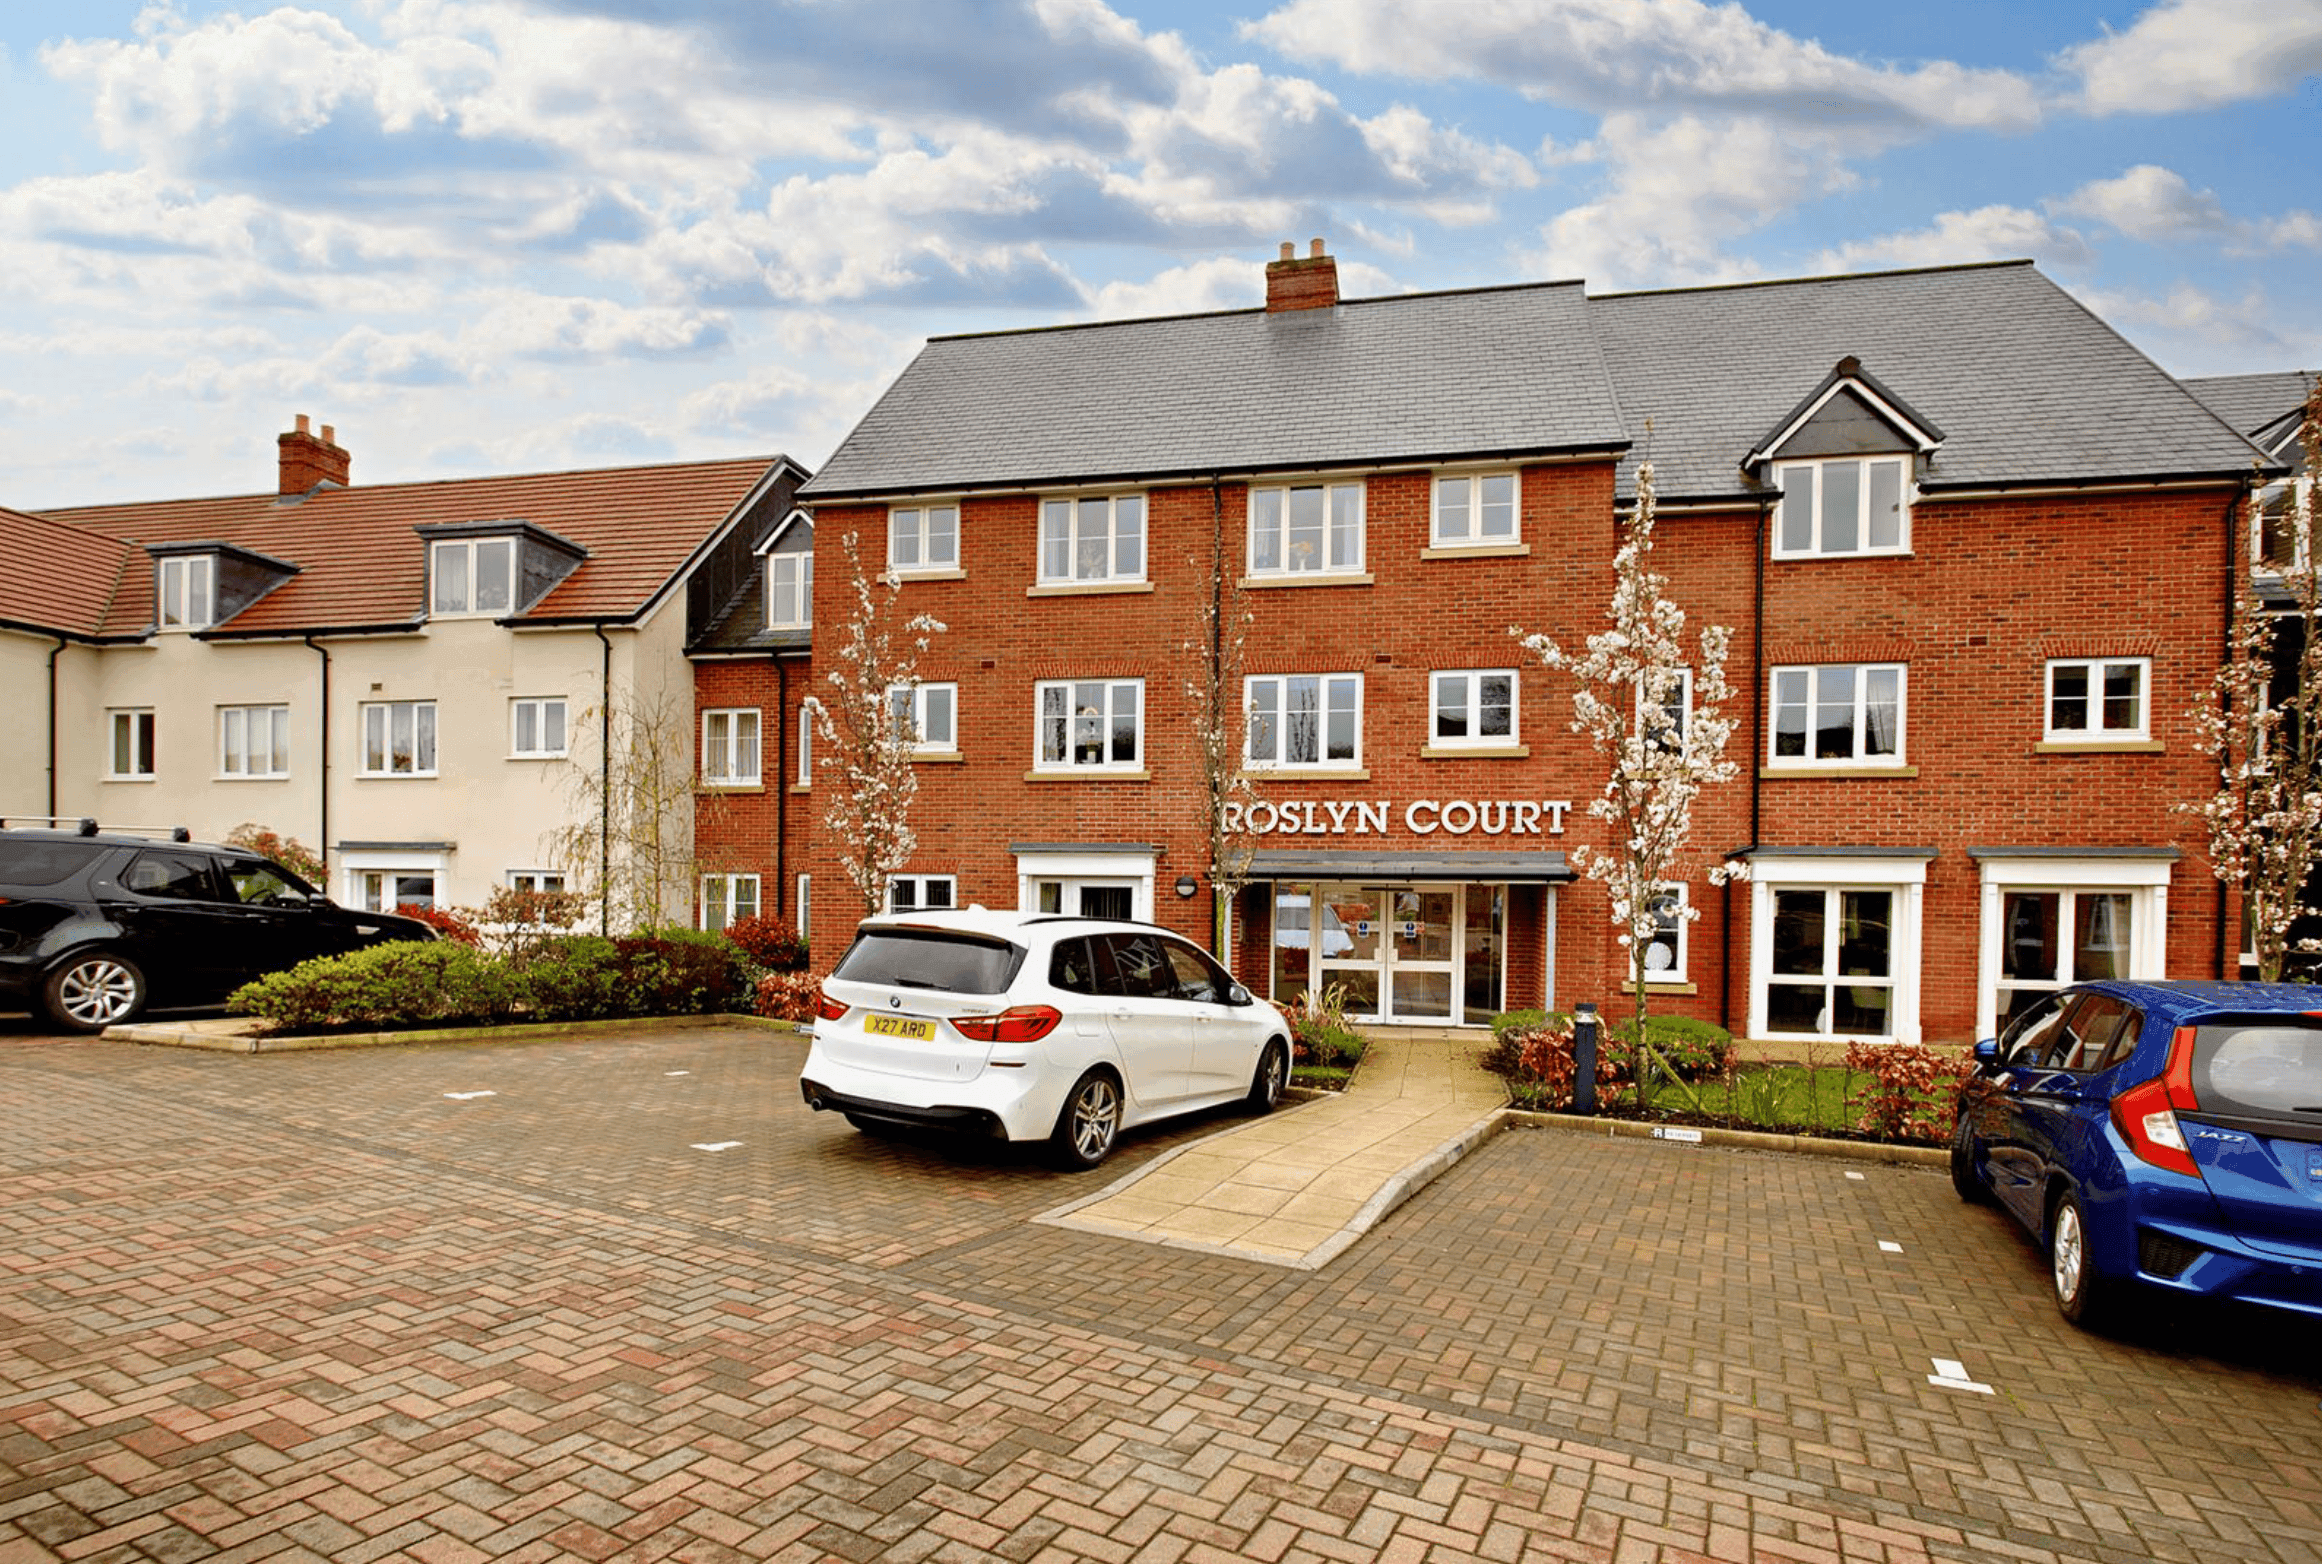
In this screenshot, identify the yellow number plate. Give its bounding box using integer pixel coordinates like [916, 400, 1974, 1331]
[864, 1014, 937, 1041]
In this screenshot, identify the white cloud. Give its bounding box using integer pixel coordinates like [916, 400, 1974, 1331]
[1814, 205, 2097, 273]
[2052, 164, 2231, 241]
[2061, 0, 2322, 115]
[1247, 0, 2041, 132]
[2079, 279, 2300, 366]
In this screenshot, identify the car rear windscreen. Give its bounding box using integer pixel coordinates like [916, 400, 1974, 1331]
[833, 929, 1023, 995]
[0, 844, 91, 886]
[2193, 1022, 2322, 1119]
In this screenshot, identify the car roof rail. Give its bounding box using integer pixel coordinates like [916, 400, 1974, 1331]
[0, 816, 194, 842]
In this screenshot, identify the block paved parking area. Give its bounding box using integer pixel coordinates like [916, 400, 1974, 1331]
[3, 1025, 2321, 1564]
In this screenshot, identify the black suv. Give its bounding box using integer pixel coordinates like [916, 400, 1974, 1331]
[0, 823, 436, 1031]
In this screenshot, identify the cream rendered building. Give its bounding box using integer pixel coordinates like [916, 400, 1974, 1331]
[3, 420, 804, 926]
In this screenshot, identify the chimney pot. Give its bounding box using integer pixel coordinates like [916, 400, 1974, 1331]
[295, 413, 311, 435]
[320, 424, 335, 445]
[1309, 238, 1325, 258]
[1279, 241, 1294, 261]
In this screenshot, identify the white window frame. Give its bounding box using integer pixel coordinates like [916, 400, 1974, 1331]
[1034, 678, 1145, 772]
[1431, 471, 1519, 547]
[107, 708, 156, 780]
[1245, 673, 1362, 771]
[888, 503, 959, 574]
[359, 700, 438, 777]
[1637, 668, 1694, 757]
[218, 704, 289, 779]
[1015, 847, 1156, 924]
[429, 536, 517, 617]
[347, 865, 441, 913]
[1771, 456, 1912, 559]
[1038, 493, 1147, 585]
[887, 874, 957, 914]
[2043, 658, 2149, 743]
[796, 701, 816, 788]
[507, 870, 567, 894]
[1428, 670, 1518, 750]
[888, 682, 958, 756]
[795, 873, 811, 940]
[510, 697, 569, 759]
[700, 872, 761, 932]
[1973, 855, 2172, 1041]
[702, 707, 762, 785]
[1641, 884, 1688, 984]
[2252, 474, 2314, 576]
[157, 555, 214, 631]
[767, 552, 813, 629]
[1769, 663, 1905, 768]
[1248, 480, 1364, 578]
[1747, 856, 1927, 1045]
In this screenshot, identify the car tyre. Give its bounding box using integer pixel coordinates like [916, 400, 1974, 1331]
[1949, 1116, 1991, 1205]
[1247, 1039, 1288, 1113]
[1051, 1069, 1122, 1171]
[2049, 1187, 2116, 1328]
[43, 951, 147, 1033]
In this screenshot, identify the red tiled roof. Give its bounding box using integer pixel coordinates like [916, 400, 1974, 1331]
[35, 456, 785, 637]
[0, 505, 143, 639]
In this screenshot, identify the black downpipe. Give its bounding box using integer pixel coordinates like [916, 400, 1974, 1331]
[593, 624, 614, 933]
[1724, 500, 1771, 1036]
[303, 636, 330, 881]
[46, 637, 64, 818]
[2216, 487, 2245, 978]
[774, 655, 788, 920]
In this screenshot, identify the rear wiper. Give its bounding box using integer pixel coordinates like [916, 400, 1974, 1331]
[891, 976, 949, 990]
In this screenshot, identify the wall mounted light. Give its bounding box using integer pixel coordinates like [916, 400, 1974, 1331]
[1173, 875, 1200, 899]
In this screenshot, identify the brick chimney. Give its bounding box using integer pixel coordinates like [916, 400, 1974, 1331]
[278, 414, 350, 495]
[1265, 238, 1338, 313]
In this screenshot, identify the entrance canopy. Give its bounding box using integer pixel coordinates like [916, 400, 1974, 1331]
[1246, 850, 1573, 882]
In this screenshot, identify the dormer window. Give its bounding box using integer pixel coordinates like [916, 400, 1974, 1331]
[431, 537, 515, 616]
[158, 555, 215, 630]
[1774, 456, 1911, 558]
[768, 551, 812, 629]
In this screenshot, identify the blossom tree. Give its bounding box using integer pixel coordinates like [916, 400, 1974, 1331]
[1514, 456, 1745, 1099]
[1184, 486, 1259, 953]
[814, 531, 947, 915]
[2183, 384, 2322, 981]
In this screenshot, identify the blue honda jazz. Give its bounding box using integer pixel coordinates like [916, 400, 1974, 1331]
[1951, 979, 2322, 1327]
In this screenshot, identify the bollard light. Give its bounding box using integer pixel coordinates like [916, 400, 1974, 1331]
[1572, 1001, 1600, 1116]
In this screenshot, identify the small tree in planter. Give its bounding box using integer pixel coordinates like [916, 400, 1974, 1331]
[1514, 455, 1745, 1105]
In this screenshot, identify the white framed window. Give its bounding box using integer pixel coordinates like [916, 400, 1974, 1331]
[1246, 673, 1361, 769]
[354, 869, 437, 912]
[1035, 679, 1143, 771]
[1747, 856, 1926, 1044]
[1976, 855, 2171, 1041]
[507, 870, 566, 894]
[108, 709, 156, 780]
[157, 556, 214, 630]
[796, 701, 816, 787]
[1040, 493, 1146, 584]
[360, 701, 437, 776]
[1642, 884, 1688, 983]
[702, 708, 761, 784]
[1773, 457, 1911, 558]
[511, 697, 568, 759]
[1432, 472, 1518, 546]
[889, 504, 959, 573]
[1249, 480, 1363, 577]
[430, 537, 515, 616]
[767, 552, 812, 629]
[795, 873, 811, 939]
[888, 682, 958, 755]
[1638, 668, 1693, 756]
[2253, 474, 2313, 575]
[1770, 664, 1904, 767]
[1429, 670, 1516, 749]
[2044, 658, 2148, 741]
[888, 875, 957, 914]
[701, 873, 760, 932]
[219, 704, 289, 778]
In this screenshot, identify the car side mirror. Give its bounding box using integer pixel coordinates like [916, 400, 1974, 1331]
[1972, 1039, 2001, 1071]
[1226, 984, 1252, 1006]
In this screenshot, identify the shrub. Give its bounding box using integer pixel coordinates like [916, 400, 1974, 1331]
[1281, 983, 1365, 1069]
[473, 886, 587, 959]
[228, 940, 515, 1032]
[723, 913, 808, 972]
[225, 823, 326, 887]
[1844, 1041, 1975, 1143]
[517, 935, 628, 1021]
[612, 927, 753, 1015]
[1608, 1013, 1736, 1081]
[1482, 1009, 1734, 1110]
[754, 969, 825, 1022]
[396, 902, 481, 946]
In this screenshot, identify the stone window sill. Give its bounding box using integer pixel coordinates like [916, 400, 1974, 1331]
[1420, 744, 1530, 760]
[1757, 766, 1919, 780]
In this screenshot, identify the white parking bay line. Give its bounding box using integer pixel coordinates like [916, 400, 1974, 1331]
[1845, 1171, 1866, 1181]
[692, 1141, 742, 1152]
[665, 1071, 690, 1077]
[443, 1091, 497, 1101]
[1928, 1358, 1994, 1394]
[1878, 1240, 1903, 1253]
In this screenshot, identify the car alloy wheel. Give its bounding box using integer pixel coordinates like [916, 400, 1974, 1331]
[48, 954, 145, 1032]
[1248, 1040, 1287, 1112]
[2049, 1189, 2114, 1327]
[1053, 1070, 1121, 1170]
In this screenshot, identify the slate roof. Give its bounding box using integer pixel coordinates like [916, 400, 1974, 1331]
[804, 260, 2274, 507]
[2182, 370, 2318, 450]
[0, 506, 142, 640]
[800, 281, 1628, 500]
[31, 457, 793, 638]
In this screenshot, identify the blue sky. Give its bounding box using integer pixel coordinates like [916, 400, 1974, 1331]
[2, 0, 2316, 505]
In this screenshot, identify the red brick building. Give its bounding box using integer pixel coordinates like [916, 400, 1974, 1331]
[690, 249, 2283, 1046]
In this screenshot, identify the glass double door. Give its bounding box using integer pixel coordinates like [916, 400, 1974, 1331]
[1316, 884, 1458, 1022]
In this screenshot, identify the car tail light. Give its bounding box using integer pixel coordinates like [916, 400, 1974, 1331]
[2111, 1024, 2202, 1179]
[813, 989, 849, 1022]
[951, 1005, 1062, 1044]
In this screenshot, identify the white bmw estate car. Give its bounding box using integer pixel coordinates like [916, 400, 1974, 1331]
[801, 907, 1294, 1169]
